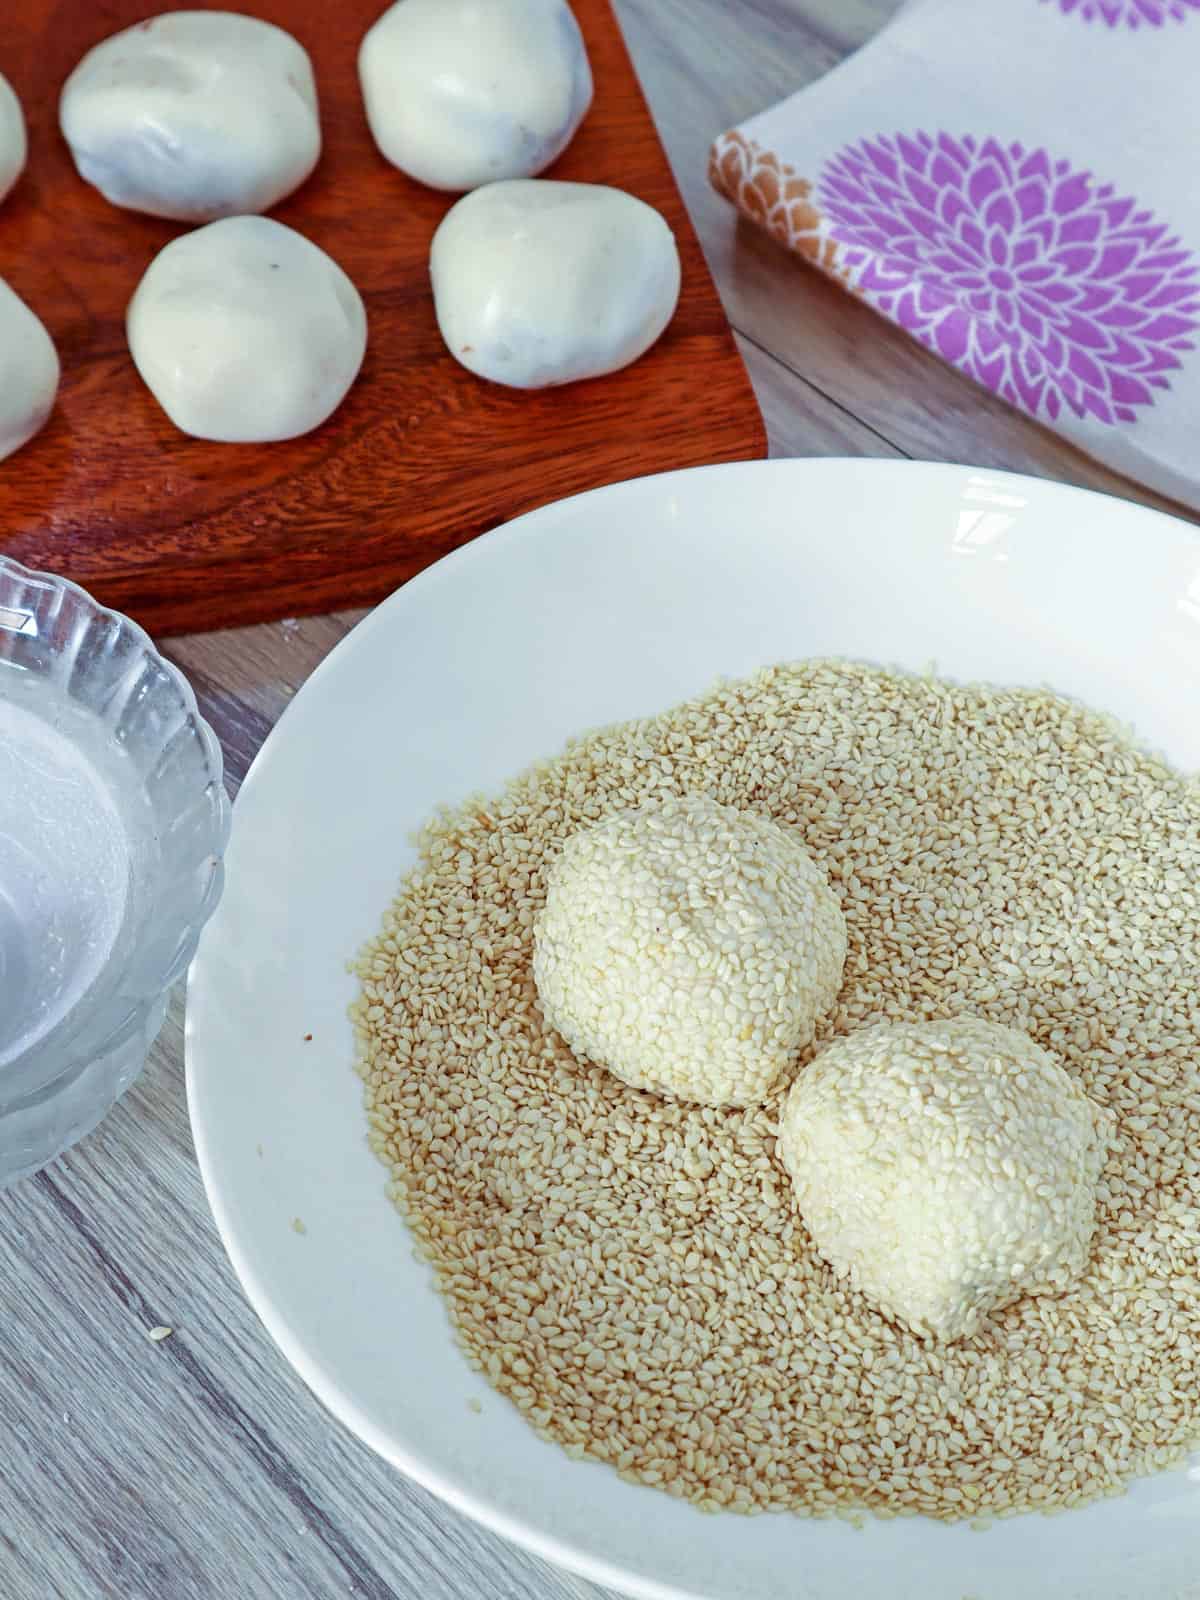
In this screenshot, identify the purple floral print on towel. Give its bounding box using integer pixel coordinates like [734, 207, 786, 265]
[819, 132, 1200, 424]
[1044, 0, 1200, 27]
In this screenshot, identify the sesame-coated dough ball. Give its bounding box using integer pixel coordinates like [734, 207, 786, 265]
[779, 1017, 1110, 1343]
[533, 794, 846, 1106]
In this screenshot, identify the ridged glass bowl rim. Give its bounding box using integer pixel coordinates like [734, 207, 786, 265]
[0, 553, 232, 1102]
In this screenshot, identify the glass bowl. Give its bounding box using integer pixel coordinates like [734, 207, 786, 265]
[0, 555, 230, 1185]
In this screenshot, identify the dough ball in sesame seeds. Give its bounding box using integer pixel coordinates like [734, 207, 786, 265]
[779, 1016, 1111, 1343]
[532, 793, 847, 1106]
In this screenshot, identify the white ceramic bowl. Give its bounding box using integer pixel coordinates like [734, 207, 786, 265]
[186, 460, 1200, 1600]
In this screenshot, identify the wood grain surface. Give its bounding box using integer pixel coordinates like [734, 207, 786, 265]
[3, 4, 1200, 1600]
[0, 0, 764, 635]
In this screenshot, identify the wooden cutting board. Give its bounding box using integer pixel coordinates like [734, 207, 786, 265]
[0, 0, 764, 636]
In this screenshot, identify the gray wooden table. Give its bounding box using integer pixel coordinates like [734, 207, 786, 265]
[4, 4, 1196, 1598]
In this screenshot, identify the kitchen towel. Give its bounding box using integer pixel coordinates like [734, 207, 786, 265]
[710, 0, 1200, 509]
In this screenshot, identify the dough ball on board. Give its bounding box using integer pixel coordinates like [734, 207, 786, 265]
[127, 216, 366, 443]
[0, 72, 27, 206]
[431, 179, 681, 388]
[359, 0, 592, 191]
[59, 11, 320, 221]
[0, 280, 59, 463]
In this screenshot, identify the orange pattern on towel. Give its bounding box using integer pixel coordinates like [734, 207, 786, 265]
[708, 130, 839, 271]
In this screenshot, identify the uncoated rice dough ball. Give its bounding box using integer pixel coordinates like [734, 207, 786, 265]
[358, 0, 592, 192]
[779, 1017, 1111, 1343]
[0, 279, 60, 463]
[127, 215, 366, 443]
[431, 179, 681, 388]
[0, 72, 27, 206]
[59, 11, 321, 222]
[533, 794, 847, 1106]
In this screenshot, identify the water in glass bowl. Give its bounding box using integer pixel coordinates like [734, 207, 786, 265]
[0, 687, 158, 1072]
[0, 555, 227, 1184]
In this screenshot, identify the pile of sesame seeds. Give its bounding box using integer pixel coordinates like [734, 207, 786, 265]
[351, 659, 1200, 1521]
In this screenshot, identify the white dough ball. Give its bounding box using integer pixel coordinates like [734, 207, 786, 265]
[533, 795, 847, 1107]
[431, 179, 681, 388]
[127, 216, 366, 443]
[0, 72, 27, 206]
[59, 11, 321, 221]
[779, 1017, 1111, 1343]
[0, 279, 59, 463]
[358, 0, 592, 191]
